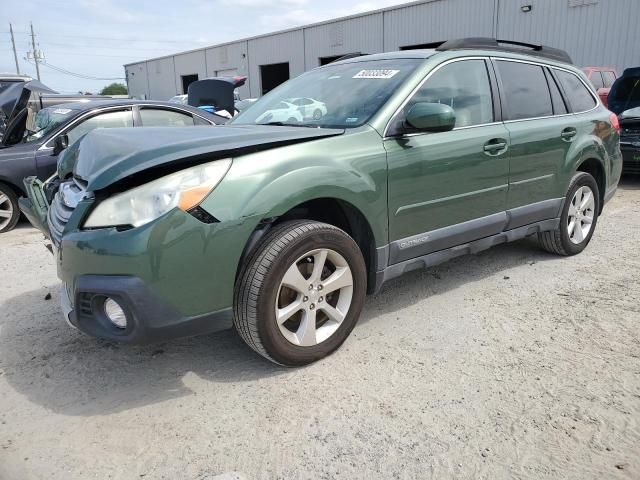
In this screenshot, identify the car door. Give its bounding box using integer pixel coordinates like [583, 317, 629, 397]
[35, 107, 133, 179]
[494, 59, 574, 224]
[385, 58, 510, 264]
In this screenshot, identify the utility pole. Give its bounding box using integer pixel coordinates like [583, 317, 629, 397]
[30, 22, 41, 80]
[9, 23, 20, 74]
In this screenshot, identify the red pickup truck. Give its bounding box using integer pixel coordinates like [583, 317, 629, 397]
[582, 67, 618, 107]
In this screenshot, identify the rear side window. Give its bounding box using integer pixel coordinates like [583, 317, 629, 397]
[590, 72, 604, 90]
[602, 71, 616, 88]
[545, 69, 567, 115]
[139, 108, 195, 127]
[555, 70, 597, 112]
[496, 61, 553, 120]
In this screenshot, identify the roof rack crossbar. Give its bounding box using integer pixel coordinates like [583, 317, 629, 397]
[435, 37, 572, 64]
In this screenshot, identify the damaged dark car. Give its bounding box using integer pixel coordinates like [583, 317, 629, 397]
[608, 67, 640, 174]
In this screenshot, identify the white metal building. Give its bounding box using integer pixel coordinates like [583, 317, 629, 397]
[124, 0, 640, 101]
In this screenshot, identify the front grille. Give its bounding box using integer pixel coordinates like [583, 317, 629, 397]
[47, 177, 87, 246]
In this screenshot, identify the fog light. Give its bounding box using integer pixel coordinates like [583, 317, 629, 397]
[104, 298, 127, 329]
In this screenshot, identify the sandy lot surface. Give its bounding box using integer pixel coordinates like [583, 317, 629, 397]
[0, 179, 639, 480]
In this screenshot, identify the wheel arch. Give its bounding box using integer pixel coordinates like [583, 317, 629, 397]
[576, 157, 606, 213]
[238, 197, 379, 294]
[0, 177, 25, 197]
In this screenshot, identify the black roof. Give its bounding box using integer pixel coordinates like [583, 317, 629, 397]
[51, 99, 194, 111]
[47, 99, 227, 123]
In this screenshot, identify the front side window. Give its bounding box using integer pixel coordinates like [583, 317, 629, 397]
[139, 108, 194, 127]
[496, 61, 553, 120]
[66, 109, 134, 146]
[555, 69, 597, 113]
[231, 58, 422, 128]
[403, 59, 494, 129]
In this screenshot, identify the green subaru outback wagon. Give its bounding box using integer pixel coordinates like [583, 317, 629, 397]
[22, 39, 622, 365]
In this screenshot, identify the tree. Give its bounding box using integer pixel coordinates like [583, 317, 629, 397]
[99, 83, 128, 96]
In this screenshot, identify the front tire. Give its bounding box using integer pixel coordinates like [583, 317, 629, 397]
[0, 183, 20, 233]
[538, 172, 600, 256]
[234, 220, 367, 366]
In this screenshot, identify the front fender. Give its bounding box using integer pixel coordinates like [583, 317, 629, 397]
[201, 128, 389, 248]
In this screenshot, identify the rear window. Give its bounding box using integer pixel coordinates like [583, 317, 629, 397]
[554, 70, 597, 112]
[496, 61, 553, 120]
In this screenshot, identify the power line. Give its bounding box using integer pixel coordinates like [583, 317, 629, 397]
[3, 31, 208, 45]
[26, 59, 124, 81]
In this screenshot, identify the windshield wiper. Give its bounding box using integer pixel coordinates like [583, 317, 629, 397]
[259, 121, 320, 128]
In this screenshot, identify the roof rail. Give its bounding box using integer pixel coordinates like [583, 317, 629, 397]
[435, 38, 573, 64]
[332, 52, 368, 63]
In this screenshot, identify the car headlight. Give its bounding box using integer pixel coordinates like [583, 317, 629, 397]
[84, 158, 232, 229]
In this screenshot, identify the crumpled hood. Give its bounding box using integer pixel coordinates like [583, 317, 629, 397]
[0, 79, 57, 123]
[60, 124, 344, 191]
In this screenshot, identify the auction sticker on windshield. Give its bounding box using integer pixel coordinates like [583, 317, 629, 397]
[353, 69, 399, 79]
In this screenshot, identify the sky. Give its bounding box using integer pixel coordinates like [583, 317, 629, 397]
[1, 0, 408, 94]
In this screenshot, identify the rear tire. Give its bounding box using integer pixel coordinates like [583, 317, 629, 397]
[538, 172, 600, 256]
[0, 182, 20, 233]
[234, 220, 367, 366]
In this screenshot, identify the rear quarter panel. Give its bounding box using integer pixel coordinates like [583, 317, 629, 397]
[561, 108, 622, 197]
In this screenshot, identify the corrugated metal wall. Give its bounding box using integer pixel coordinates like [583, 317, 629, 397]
[247, 30, 305, 97]
[126, 63, 149, 99]
[146, 57, 177, 100]
[173, 50, 207, 94]
[303, 13, 384, 69]
[125, 0, 640, 100]
[496, 0, 639, 72]
[205, 41, 250, 98]
[383, 0, 495, 50]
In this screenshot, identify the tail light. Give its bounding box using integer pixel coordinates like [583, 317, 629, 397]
[610, 112, 621, 132]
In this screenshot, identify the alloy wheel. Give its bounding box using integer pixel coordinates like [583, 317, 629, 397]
[567, 185, 595, 244]
[275, 248, 354, 346]
[0, 191, 14, 231]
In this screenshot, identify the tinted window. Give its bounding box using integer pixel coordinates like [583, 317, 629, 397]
[555, 70, 597, 112]
[546, 70, 567, 115]
[496, 61, 553, 120]
[405, 59, 494, 128]
[139, 108, 194, 127]
[590, 72, 604, 90]
[66, 109, 133, 145]
[602, 71, 616, 88]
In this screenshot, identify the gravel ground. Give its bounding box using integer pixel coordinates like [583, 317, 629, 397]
[0, 178, 639, 480]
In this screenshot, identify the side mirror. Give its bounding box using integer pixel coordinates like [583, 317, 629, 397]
[405, 103, 456, 133]
[53, 134, 69, 156]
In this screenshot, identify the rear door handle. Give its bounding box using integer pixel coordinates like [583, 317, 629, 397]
[483, 139, 508, 154]
[561, 128, 577, 141]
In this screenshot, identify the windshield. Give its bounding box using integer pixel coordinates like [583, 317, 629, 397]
[24, 106, 77, 143]
[231, 58, 422, 128]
